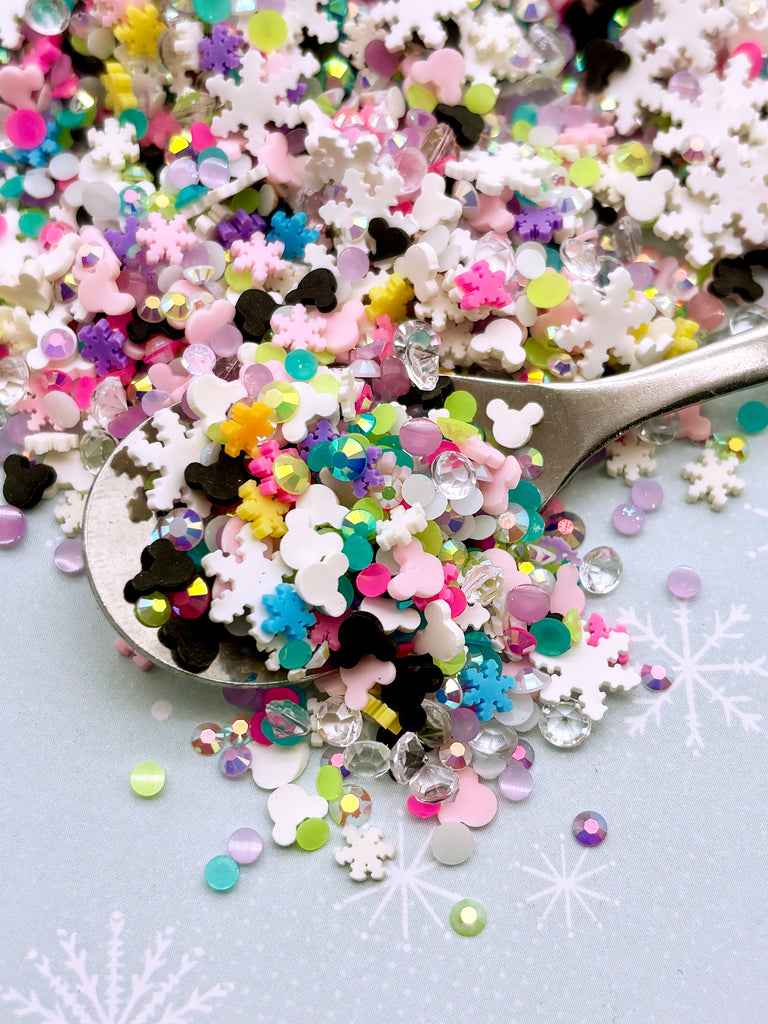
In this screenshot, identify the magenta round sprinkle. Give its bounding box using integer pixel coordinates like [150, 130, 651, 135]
[498, 760, 533, 802]
[630, 478, 664, 511]
[54, 538, 85, 574]
[0, 504, 26, 546]
[667, 565, 701, 598]
[611, 502, 645, 535]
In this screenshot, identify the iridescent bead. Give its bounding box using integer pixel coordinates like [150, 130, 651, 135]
[543, 509, 585, 548]
[516, 446, 545, 478]
[342, 739, 391, 778]
[641, 663, 673, 692]
[390, 731, 427, 784]
[329, 784, 372, 825]
[219, 743, 252, 778]
[191, 722, 225, 755]
[579, 546, 622, 594]
[713, 432, 749, 462]
[134, 592, 172, 628]
[314, 696, 363, 746]
[494, 504, 530, 545]
[438, 740, 472, 770]
[510, 738, 535, 768]
[328, 434, 368, 481]
[431, 450, 477, 500]
[436, 677, 463, 711]
[572, 810, 607, 846]
[538, 700, 591, 748]
[154, 507, 204, 550]
[409, 763, 460, 804]
[503, 626, 536, 658]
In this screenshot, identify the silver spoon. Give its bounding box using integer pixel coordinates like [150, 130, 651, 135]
[83, 325, 768, 686]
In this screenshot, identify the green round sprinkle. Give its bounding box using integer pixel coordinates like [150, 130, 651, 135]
[18, 211, 47, 238]
[0, 177, 24, 199]
[464, 83, 496, 114]
[530, 616, 571, 656]
[194, 0, 231, 23]
[119, 109, 148, 140]
[449, 898, 487, 936]
[444, 390, 477, 423]
[278, 639, 312, 670]
[198, 146, 228, 163]
[317, 764, 343, 801]
[353, 497, 385, 522]
[204, 854, 239, 891]
[737, 400, 768, 433]
[296, 817, 330, 851]
[130, 761, 165, 798]
[285, 350, 318, 381]
[343, 534, 373, 571]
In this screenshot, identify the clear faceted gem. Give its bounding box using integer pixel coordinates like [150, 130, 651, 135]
[392, 319, 440, 391]
[0, 357, 30, 406]
[510, 738, 535, 768]
[438, 740, 473, 770]
[342, 739, 391, 778]
[418, 698, 453, 748]
[154, 507, 204, 550]
[191, 722, 225, 755]
[329, 784, 372, 825]
[538, 700, 591, 748]
[431, 450, 477, 500]
[641, 663, 673, 692]
[390, 731, 428, 784]
[436, 677, 463, 711]
[409, 762, 460, 804]
[508, 666, 547, 695]
[470, 718, 518, 759]
[79, 428, 117, 470]
[314, 696, 363, 746]
[579, 546, 622, 594]
[572, 810, 607, 846]
[495, 503, 530, 545]
[461, 563, 505, 605]
[637, 413, 679, 445]
[560, 237, 600, 279]
[265, 699, 311, 739]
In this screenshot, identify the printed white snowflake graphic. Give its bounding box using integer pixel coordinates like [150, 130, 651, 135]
[622, 603, 766, 754]
[516, 837, 617, 938]
[1, 912, 232, 1023]
[335, 818, 460, 951]
[744, 503, 768, 559]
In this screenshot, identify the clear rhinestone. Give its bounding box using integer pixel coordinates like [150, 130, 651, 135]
[438, 740, 473, 770]
[431, 450, 477, 500]
[579, 546, 622, 594]
[470, 719, 518, 759]
[392, 320, 440, 391]
[342, 739, 391, 778]
[636, 413, 679, 445]
[538, 700, 591, 748]
[409, 762, 460, 804]
[418, 698, 453, 748]
[265, 699, 311, 739]
[390, 731, 427, 784]
[329, 784, 372, 825]
[0, 357, 30, 406]
[313, 696, 363, 746]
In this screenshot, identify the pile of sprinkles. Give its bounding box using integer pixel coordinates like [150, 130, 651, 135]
[3, 0, 768, 931]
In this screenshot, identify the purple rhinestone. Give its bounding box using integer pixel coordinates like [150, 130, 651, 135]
[572, 810, 607, 846]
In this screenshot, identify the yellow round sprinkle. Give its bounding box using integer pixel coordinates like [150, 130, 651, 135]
[464, 83, 496, 114]
[248, 10, 288, 52]
[435, 650, 467, 675]
[526, 270, 570, 309]
[224, 265, 252, 292]
[416, 520, 443, 556]
[512, 120, 531, 142]
[311, 373, 339, 398]
[254, 342, 285, 364]
[569, 156, 600, 187]
[406, 83, 436, 112]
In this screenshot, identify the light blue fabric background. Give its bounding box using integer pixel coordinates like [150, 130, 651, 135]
[2, 384, 767, 1024]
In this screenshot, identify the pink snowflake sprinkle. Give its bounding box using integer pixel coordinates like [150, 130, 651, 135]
[270, 304, 324, 351]
[230, 232, 286, 287]
[136, 213, 197, 265]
